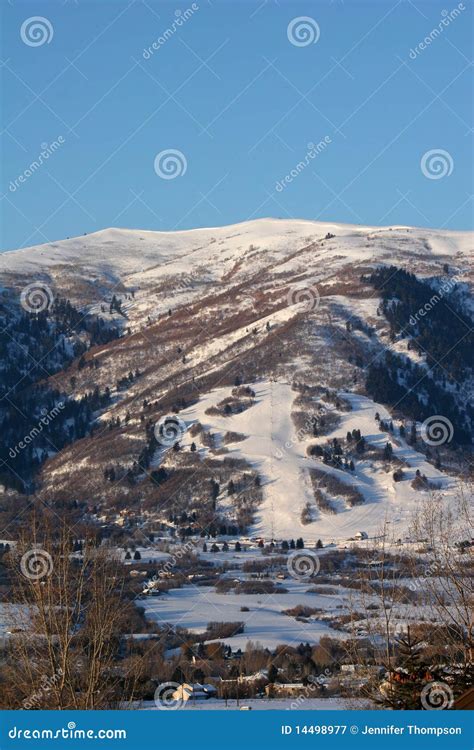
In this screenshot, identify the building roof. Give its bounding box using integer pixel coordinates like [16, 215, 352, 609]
[180, 683, 216, 696]
[453, 686, 474, 710]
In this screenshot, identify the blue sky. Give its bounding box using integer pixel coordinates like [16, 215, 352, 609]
[1, 0, 473, 251]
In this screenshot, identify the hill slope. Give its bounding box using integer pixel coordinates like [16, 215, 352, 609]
[0, 219, 472, 544]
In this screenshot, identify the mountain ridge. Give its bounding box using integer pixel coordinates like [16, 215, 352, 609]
[0, 218, 472, 545]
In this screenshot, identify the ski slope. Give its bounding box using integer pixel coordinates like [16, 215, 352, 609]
[179, 381, 455, 544]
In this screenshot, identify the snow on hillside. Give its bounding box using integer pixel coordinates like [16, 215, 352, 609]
[178, 381, 456, 544]
[1, 218, 470, 545]
[1, 219, 471, 298]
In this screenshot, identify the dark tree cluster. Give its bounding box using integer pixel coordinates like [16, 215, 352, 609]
[0, 296, 121, 492]
[366, 351, 471, 445]
[366, 265, 473, 382]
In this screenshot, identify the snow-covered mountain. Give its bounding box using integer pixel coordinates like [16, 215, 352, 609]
[2, 219, 472, 316]
[1, 219, 473, 544]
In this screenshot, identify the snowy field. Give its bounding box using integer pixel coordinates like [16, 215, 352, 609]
[140, 697, 373, 710]
[145, 579, 357, 649]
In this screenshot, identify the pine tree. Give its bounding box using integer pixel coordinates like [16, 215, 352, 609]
[383, 442, 393, 461]
[378, 628, 428, 709]
[267, 663, 278, 684]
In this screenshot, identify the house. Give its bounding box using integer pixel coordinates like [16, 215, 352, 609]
[220, 670, 268, 685]
[354, 531, 368, 540]
[265, 683, 308, 698]
[172, 683, 217, 702]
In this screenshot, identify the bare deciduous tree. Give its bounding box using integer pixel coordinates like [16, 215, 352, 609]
[1, 521, 142, 709]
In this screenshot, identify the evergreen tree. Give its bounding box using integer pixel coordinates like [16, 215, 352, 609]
[267, 663, 278, 684]
[378, 628, 429, 710]
[383, 442, 393, 461]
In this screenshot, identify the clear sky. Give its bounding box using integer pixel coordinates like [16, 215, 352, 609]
[1, 0, 473, 251]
